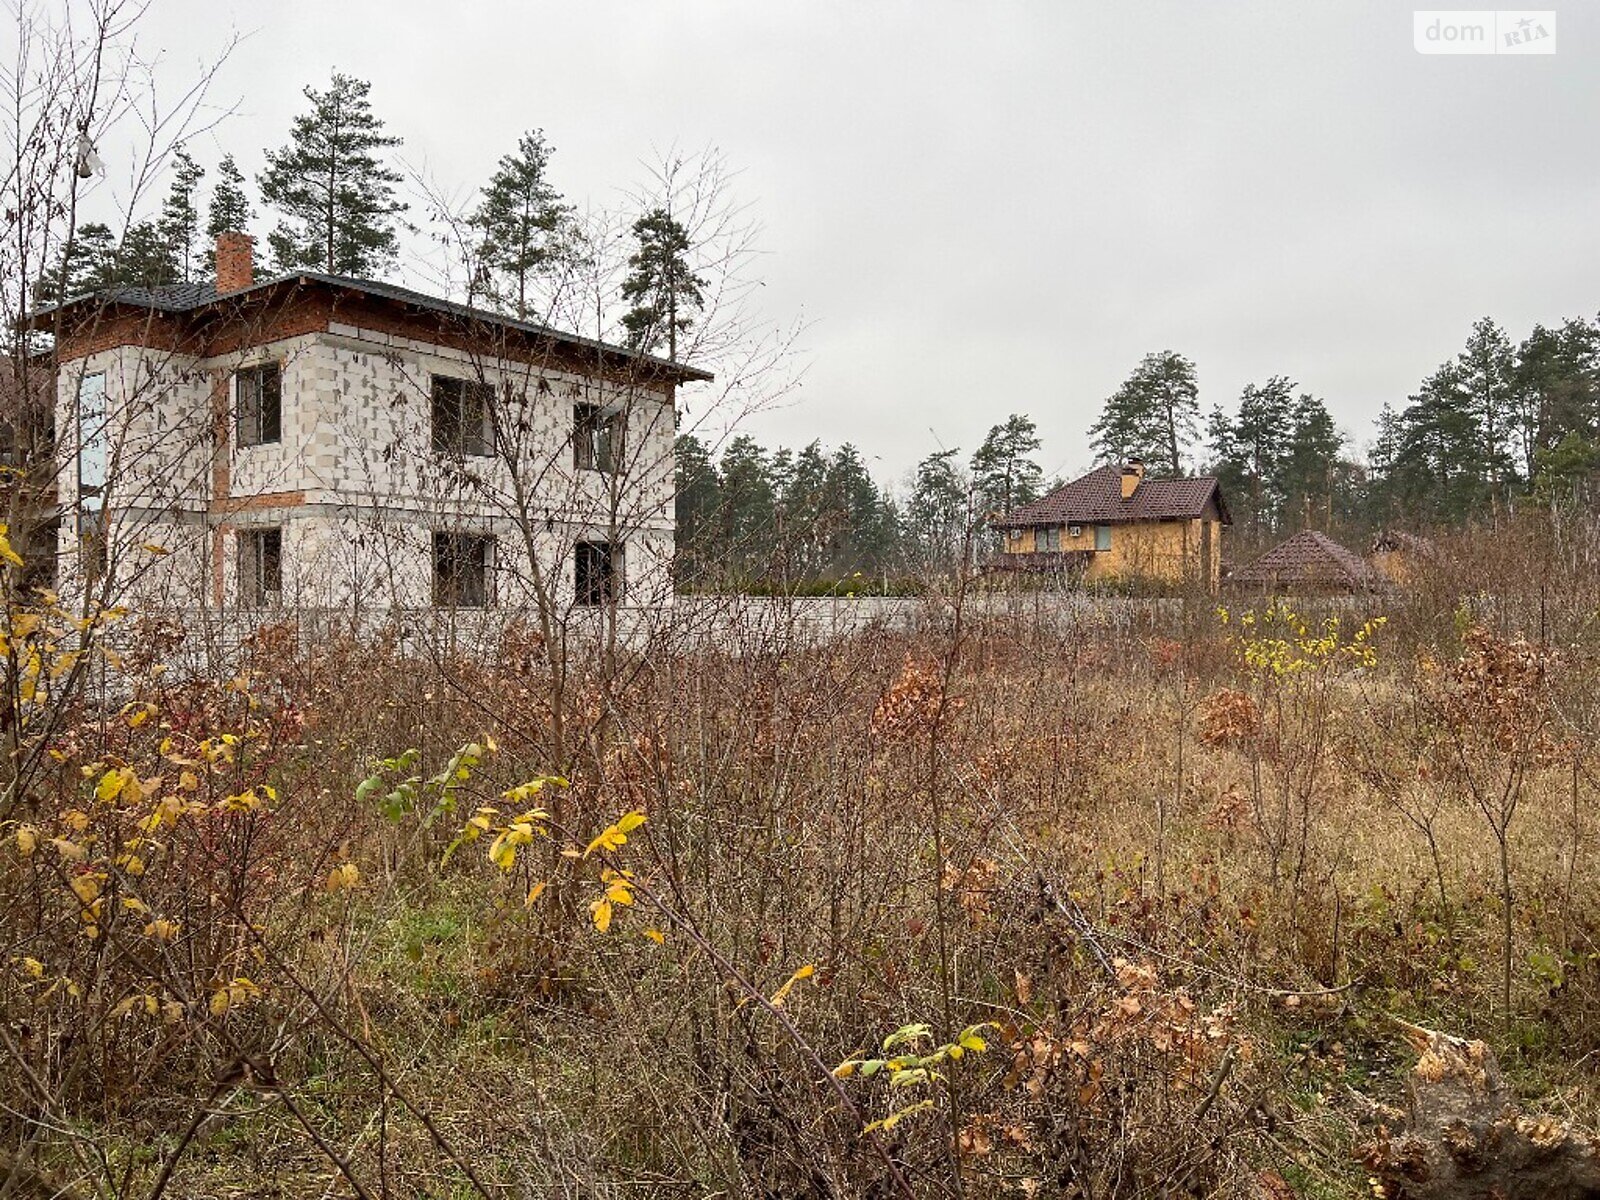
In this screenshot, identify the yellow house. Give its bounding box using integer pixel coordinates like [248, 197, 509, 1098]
[989, 460, 1231, 590]
[1369, 529, 1437, 587]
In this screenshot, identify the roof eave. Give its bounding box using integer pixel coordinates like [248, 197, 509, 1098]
[296, 273, 714, 384]
[27, 272, 715, 385]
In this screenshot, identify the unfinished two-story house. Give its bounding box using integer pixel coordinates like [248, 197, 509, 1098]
[36, 233, 708, 624]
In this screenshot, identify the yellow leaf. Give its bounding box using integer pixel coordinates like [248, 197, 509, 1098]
[488, 832, 519, 870]
[864, 1099, 934, 1134]
[584, 810, 647, 858]
[524, 881, 548, 909]
[15, 825, 37, 855]
[642, 927, 665, 944]
[325, 862, 360, 893]
[0, 525, 22, 568]
[95, 769, 130, 803]
[144, 919, 180, 942]
[220, 789, 261, 813]
[69, 874, 102, 904]
[605, 878, 635, 906]
[770, 963, 817, 1008]
[590, 898, 613, 933]
[209, 976, 260, 1016]
[20, 957, 44, 979]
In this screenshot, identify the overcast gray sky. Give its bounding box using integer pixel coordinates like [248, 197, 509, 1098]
[134, 0, 1599, 484]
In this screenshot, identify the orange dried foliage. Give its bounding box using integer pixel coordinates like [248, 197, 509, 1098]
[1197, 687, 1261, 748]
[940, 856, 999, 924]
[871, 655, 959, 742]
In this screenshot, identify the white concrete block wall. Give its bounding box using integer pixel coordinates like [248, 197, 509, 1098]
[225, 333, 326, 500]
[59, 324, 680, 623]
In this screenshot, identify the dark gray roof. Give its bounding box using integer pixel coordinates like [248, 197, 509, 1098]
[45, 281, 219, 311]
[33, 271, 713, 383]
[998, 464, 1231, 527]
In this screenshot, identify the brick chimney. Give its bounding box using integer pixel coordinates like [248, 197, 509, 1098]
[215, 231, 254, 293]
[1120, 458, 1145, 499]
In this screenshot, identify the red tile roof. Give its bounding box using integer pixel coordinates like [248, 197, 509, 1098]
[1228, 530, 1382, 591]
[997, 464, 1230, 527]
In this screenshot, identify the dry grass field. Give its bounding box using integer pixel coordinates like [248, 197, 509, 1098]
[6, 513, 1600, 1198]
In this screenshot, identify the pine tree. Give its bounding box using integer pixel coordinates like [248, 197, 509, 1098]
[36, 222, 117, 301]
[470, 131, 572, 320]
[1514, 318, 1600, 476]
[717, 435, 775, 579]
[1280, 394, 1345, 529]
[157, 147, 205, 283]
[1533, 431, 1600, 502]
[1207, 376, 1295, 535]
[1455, 316, 1518, 500]
[823, 444, 892, 576]
[906, 448, 969, 570]
[1392, 361, 1485, 522]
[204, 154, 255, 274]
[776, 441, 831, 577]
[970, 414, 1043, 519]
[620, 208, 705, 359]
[114, 221, 178, 288]
[259, 73, 407, 277]
[1365, 403, 1406, 527]
[674, 433, 722, 585]
[1379, 320, 1524, 523]
[1089, 351, 1199, 474]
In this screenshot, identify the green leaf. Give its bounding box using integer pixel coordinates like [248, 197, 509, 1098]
[882, 1023, 931, 1051]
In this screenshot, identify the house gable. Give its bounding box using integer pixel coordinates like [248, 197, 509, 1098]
[996, 463, 1231, 529]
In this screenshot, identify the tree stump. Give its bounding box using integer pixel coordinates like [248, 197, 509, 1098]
[1365, 1021, 1600, 1199]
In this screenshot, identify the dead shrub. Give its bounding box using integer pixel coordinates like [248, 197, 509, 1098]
[1198, 686, 1262, 748]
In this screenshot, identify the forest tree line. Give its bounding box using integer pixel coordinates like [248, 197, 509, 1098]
[680, 313, 1600, 586]
[675, 414, 1046, 588]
